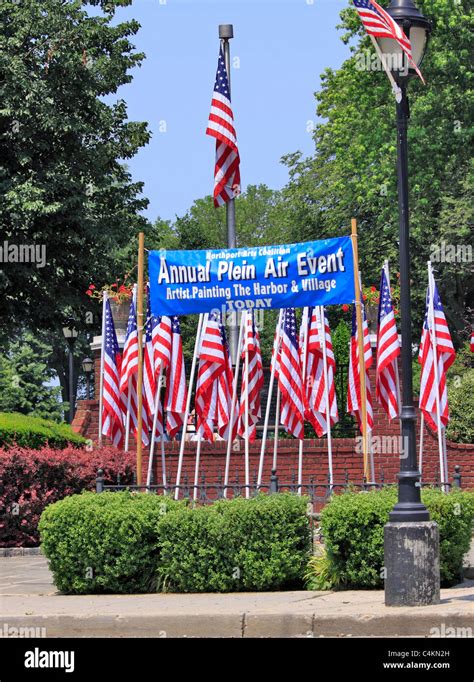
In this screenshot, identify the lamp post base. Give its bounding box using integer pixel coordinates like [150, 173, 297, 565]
[384, 521, 440, 607]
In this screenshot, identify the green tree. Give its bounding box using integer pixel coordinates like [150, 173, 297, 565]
[0, 0, 151, 341]
[0, 332, 65, 421]
[280, 0, 473, 343]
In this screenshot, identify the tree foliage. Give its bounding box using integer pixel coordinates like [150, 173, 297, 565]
[0, 0, 151, 339]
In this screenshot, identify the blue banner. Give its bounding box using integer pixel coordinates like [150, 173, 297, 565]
[149, 236, 355, 317]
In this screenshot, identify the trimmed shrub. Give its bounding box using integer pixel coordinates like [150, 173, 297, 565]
[39, 492, 311, 594]
[306, 487, 474, 590]
[39, 492, 182, 594]
[446, 369, 474, 444]
[156, 493, 312, 592]
[0, 445, 135, 547]
[0, 412, 86, 449]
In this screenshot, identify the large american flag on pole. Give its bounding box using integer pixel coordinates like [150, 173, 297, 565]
[238, 311, 264, 442]
[418, 278, 456, 431]
[305, 307, 339, 437]
[101, 299, 124, 448]
[164, 316, 188, 439]
[119, 295, 149, 446]
[196, 313, 226, 441]
[278, 308, 305, 440]
[352, 0, 425, 83]
[347, 305, 374, 433]
[376, 267, 401, 420]
[206, 47, 241, 207]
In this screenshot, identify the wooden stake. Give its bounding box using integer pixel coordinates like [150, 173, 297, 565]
[351, 219, 369, 480]
[136, 232, 145, 486]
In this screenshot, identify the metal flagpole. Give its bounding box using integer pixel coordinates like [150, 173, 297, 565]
[219, 24, 238, 364]
[298, 307, 310, 495]
[124, 377, 132, 452]
[174, 313, 205, 500]
[223, 312, 245, 497]
[319, 306, 334, 489]
[98, 294, 107, 446]
[369, 35, 402, 103]
[257, 309, 283, 488]
[193, 435, 202, 501]
[427, 261, 447, 493]
[146, 366, 163, 488]
[351, 219, 369, 480]
[273, 387, 281, 471]
[136, 234, 145, 485]
[244, 311, 250, 499]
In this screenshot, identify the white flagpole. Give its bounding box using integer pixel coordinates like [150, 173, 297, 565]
[369, 35, 402, 103]
[98, 294, 107, 446]
[442, 428, 449, 491]
[160, 435, 167, 490]
[428, 262, 447, 493]
[146, 366, 163, 488]
[193, 434, 202, 501]
[257, 309, 283, 488]
[244, 311, 250, 499]
[298, 307, 310, 496]
[319, 306, 334, 489]
[124, 376, 132, 452]
[223, 312, 245, 498]
[174, 313, 205, 501]
[273, 387, 281, 471]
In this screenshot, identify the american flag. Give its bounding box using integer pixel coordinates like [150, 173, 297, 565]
[418, 277, 456, 431]
[217, 322, 236, 440]
[143, 290, 164, 437]
[153, 315, 173, 371]
[353, 0, 425, 83]
[347, 304, 374, 434]
[195, 313, 226, 441]
[470, 327, 474, 353]
[101, 299, 124, 448]
[278, 308, 305, 440]
[376, 268, 400, 420]
[305, 307, 339, 437]
[206, 47, 241, 207]
[164, 316, 188, 439]
[238, 311, 264, 442]
[119, 295, 149, 446]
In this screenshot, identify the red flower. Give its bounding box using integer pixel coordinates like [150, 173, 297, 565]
[370, 286, 377, 293]
[88, 284, 95, 290]
[363, 294, 367, 301]
[394, 308, 399, 315]
[86, 290, 92, 296]
[342, 304, 349, 312]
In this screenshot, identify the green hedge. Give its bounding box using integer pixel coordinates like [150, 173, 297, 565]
[156, 493, 311, 592]
[39, 492, 311, 594]
[39, 492, 181, 593]
[0, 412, 86, 449]
[306, 487, 474, 591]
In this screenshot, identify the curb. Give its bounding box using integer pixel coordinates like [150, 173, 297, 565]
[3, 611, 473, 638]
[0, 547, 42, 557]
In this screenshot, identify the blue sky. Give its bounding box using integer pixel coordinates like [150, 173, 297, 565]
[110, 0, 351, 223]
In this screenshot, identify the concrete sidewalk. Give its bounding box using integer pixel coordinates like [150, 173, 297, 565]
[1, 557, 473, 638]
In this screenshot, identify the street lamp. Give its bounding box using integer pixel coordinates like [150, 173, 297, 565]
[62, 322, 78, 424]
[82, 357, 94, 400]
[374, 1, 438, 606]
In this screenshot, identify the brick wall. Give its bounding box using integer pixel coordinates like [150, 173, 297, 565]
[72, 349, 474, 491]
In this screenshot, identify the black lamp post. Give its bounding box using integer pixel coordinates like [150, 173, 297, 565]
[82, 357, 94, 400]
[62, 322, 78, 424]
[375, 1, 439, 606]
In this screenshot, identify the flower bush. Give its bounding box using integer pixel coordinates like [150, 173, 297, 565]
[0, 445, 135, 547]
